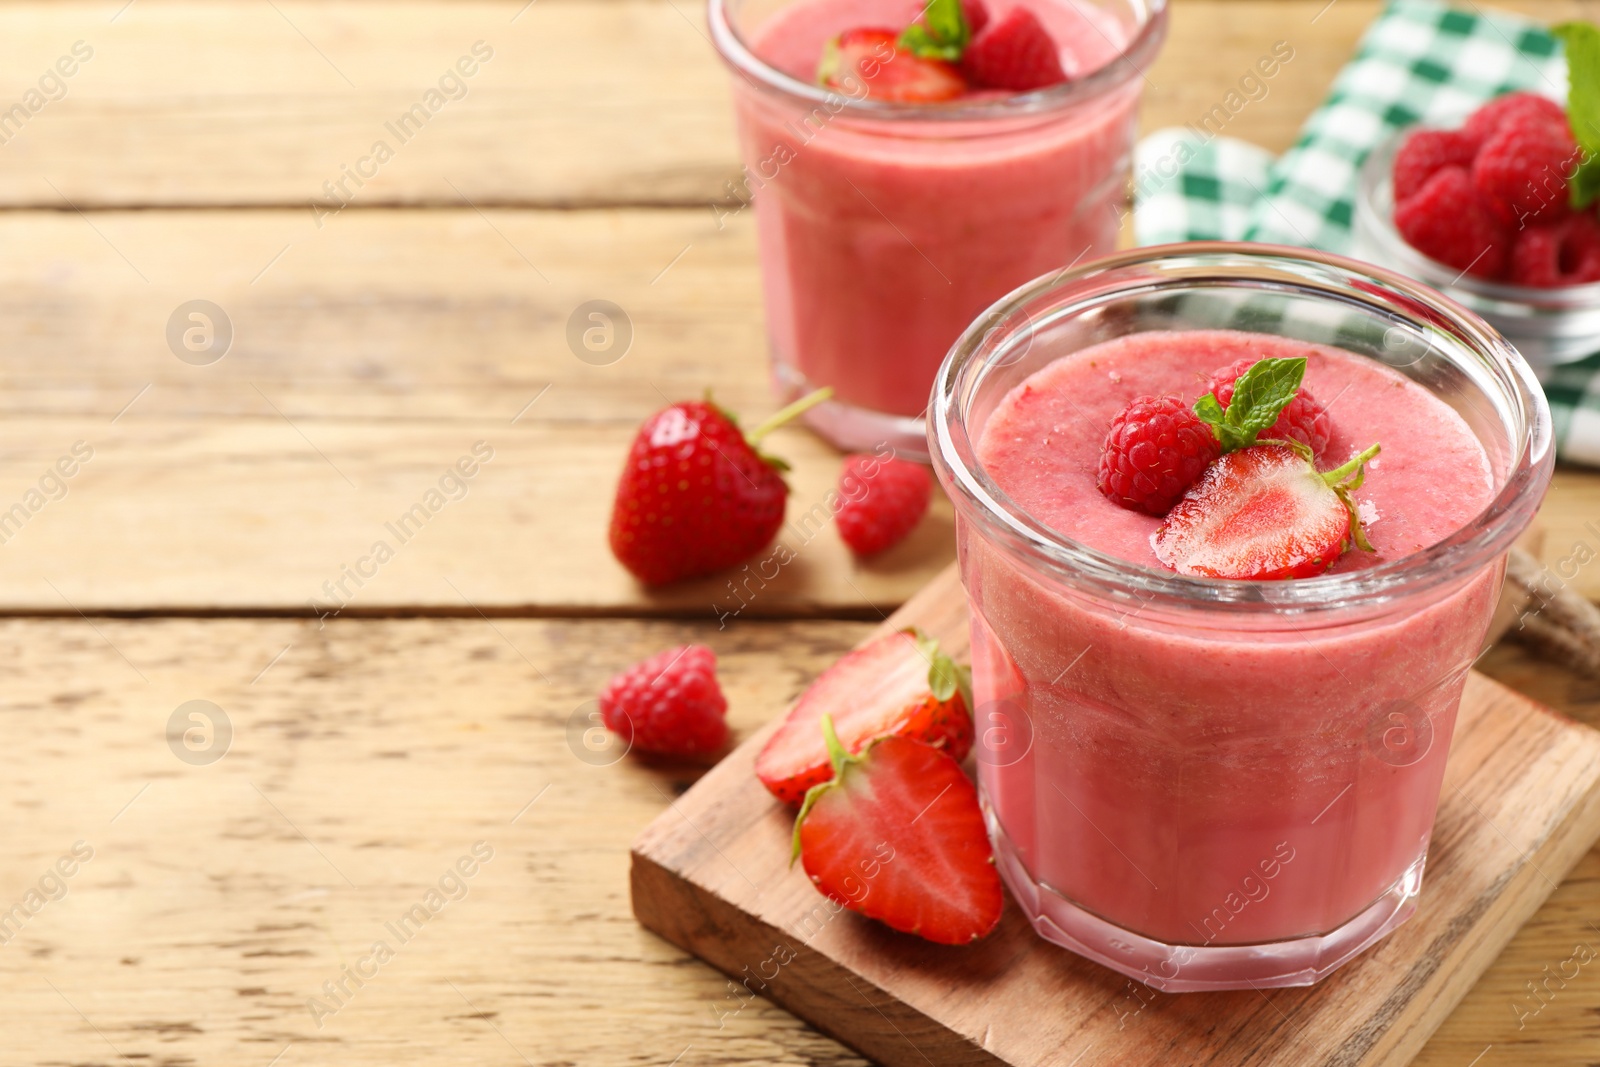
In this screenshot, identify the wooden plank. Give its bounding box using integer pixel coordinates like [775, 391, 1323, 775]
[0, 614, 876, 1065]
[0, 208, 765, 424]
[1415, 642, 1600, 1067]
[0, 614, 1593, 1067]
[0, 0, 1586, 208]
[0, 206, 954, 614]
[0, 0, 736, 208]
[0, 414, 953, 615]
[0, 206, 1588, 612]
[632, 566, 1600, 1067]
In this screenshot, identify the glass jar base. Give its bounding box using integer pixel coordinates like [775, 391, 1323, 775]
[986, 799, 1427, 993]
[771, 355, 930, 461]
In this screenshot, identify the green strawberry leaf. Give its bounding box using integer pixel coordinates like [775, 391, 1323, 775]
[1322, 442, 1381, 554]
[898, 0, 969, 61]
[912, 628, 972, 712]
[791, 713, 860, 865]
[1554, 23, 1600, 208]
[1193, 356, 1307, 453]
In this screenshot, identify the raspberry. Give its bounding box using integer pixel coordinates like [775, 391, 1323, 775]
[1472, 122, 1582, 226]
[1097, 395, 1222, 516]
[1461, 91, 1568, 149]
[962, 0, 990, 36]
[1393, 129, 1477, 204]
[961, 8, 1068, 91]
[598, 645, 728, 757]
[1204, 358, 1334, 457]
[1510, 213, 1600, 287]
[835, 454, 933, 556]
[1394, 166, 1510, 279]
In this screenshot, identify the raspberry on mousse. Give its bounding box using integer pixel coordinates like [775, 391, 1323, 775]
[1097, 356, 1378, 581]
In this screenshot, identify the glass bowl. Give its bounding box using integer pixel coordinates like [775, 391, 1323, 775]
[1353, 128, 1600, 368]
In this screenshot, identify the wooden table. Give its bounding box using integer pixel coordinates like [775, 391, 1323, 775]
[3, 1, 1599, 1063]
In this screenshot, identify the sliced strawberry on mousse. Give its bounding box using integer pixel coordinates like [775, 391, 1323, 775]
[792, 715, 1003, 945]
[818, 0, 1069, 102]
[757, 629, 973, 805]
[819, 28, 967, 102]
[1098, 355, 1336, 518]
[1152, 440, 1380, 580]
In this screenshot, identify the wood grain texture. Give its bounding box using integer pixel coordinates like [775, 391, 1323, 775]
[0, 205, 1590, 614]
[0, 206, 952, 614]
[0, 619, 1594, 1065]
[0, 0, 1591, 208]
[633, 566, 1600, 1067]
[0, 614, 880, 1066]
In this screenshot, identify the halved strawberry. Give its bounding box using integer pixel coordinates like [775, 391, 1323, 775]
[756, 629, 972, 806]
[793, 716, 1003, 945]
[1152, 441, 1380, 580]
[819, 28, 968, 103]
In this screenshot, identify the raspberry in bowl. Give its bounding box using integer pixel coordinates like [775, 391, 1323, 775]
[929, 244, 1551, 991]
[708, 0, 1169, 458]
[1354, 89, 1600, 367]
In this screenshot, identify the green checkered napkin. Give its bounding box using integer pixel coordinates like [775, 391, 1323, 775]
[1133, 0, 1600, 463]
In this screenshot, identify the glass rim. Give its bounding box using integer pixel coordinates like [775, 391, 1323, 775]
[928, 242, 1554, 617]
[1356, 127, 1600, 309]
[706, 0, 1169, 123]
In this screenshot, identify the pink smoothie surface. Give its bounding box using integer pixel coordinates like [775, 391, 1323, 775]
[737, 0, 1144, 417]
[963, 330, 1501, 949]
[979, 329, 1495, 571]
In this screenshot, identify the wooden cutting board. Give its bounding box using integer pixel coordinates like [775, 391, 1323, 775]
[631, 564, 1600, 1067]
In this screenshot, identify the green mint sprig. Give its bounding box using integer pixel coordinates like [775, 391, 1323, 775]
[1553, 22, 1600, 209]
[1193, 357, 1307, 453]
[898, 0, 970, 61]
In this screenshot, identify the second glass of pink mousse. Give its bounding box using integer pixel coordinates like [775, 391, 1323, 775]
[709, 0, 1168, 456]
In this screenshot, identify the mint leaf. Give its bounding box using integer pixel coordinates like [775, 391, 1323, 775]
[1554, 23, 1600, 208]
[1192, 357, 1307, 454]
[1574, 156, 1600, 209]
[1193, 393, 1226, 427]
[898, 0, 969, 61]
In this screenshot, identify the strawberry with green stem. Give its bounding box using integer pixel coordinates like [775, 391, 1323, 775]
[817, 0, 1067, 101]
[791, 714, 1003, 946]
[1152, 358, 1380, 581]
[608, 388, 831, 586]
[757, 629, 973, 805]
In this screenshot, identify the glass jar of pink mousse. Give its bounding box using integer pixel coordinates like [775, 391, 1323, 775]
[708, 0, 1168, 458]
[930, 244, 1552, 992]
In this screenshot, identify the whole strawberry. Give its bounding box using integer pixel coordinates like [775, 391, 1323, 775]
[836, 454, 933, 556]
[599, 644, 729, 757]
[609, 390, 828, 585]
